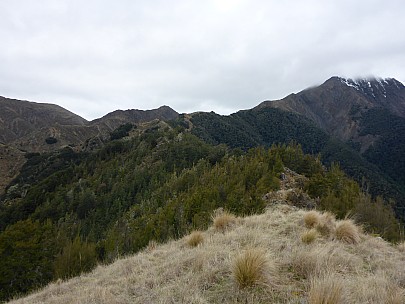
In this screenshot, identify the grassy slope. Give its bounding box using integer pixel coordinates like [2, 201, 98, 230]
[10, 202, 405, 304]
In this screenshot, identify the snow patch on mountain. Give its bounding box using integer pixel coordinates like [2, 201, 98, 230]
[338, 77, 399, 99]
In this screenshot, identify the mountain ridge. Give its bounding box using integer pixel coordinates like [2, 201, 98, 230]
[256, 76, 405, 150]
[0, 96, 179, 153]
[0, 97, 179, 194]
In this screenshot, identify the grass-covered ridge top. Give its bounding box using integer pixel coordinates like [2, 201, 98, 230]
[9, 204, 405, 304]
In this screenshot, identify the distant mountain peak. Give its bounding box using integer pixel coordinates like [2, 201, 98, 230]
[336, 76, 403, 98]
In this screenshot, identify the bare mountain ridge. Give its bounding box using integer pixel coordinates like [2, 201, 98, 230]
[90, 105, 179, 132]
[0, 96, 87, 145]
[256, 76, 405, 152]
[0, 96, 178, 153]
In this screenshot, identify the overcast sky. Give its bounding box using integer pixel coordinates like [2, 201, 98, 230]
[1, 0, 404, 120]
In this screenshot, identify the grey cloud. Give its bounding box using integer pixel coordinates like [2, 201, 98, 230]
[0, 0, 404, 120]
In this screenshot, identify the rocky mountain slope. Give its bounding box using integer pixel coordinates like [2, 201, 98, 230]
[256, 76, 405, 152]
[8, 197, 405, 303]
[0, 96, 178, 194]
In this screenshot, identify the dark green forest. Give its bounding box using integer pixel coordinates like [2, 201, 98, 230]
[0, 120, 403, 302]
[186, 107, 405, 218]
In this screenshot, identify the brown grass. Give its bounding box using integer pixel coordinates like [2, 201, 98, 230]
[301, 229, 318, 244]
[186, 231, 204, 247]
[315, 212, 336, 237]
[9, 204, 405, 304]
[304, 210, 321, 228]
[308, 273, 344, 304]
[387, 287, 405, 304]
[232, 249, 270, 289]
[335, 220, 361, 244]
[213, 210, 237, 232]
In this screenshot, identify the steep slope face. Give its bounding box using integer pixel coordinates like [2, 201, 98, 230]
[0, 144, 25, 196]
[0, 96, 88, 144]
[257, 76, 405, 152]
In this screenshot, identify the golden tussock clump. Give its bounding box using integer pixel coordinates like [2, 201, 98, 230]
[304, 210, 321, 228]
[301, 229, 319, 244]
[308, 273, 344, 304]
[212, 210, 237, 232]
[334, 220, 361, 244]
[232, 249, 271, 289]
[186, 231, 204, 248]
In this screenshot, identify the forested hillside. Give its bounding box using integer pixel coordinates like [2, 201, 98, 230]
[185, 108, 405, 218]
[0, 120, 402, 302]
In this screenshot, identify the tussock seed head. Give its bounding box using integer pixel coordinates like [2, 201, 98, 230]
[304, 211, 320, 228]
[301, 229, 318, 244]
[212, 211, 237, 232]
[187, 231, 204, 248]
[232, 249, 269, 289]
[309, 274, 344, 304]
[335, 220, 361, 244]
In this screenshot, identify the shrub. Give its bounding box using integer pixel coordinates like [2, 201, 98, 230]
[232, 249, 269, 289]
[213, 210, 237, 232]
[335, 220, 361, 244]
[187, 231, 204, 248]
[54, 236, 97, 279]
[308, 274, 344, 304]
[304, 211, 320, 228]
[301, 229, 318, 244]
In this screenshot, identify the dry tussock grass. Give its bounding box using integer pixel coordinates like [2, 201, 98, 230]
[346, 274, 405, 303]
[315, 211, 336, 237]
[304, 210, 320, 228]
[9, 204, 405, 304]
[186, 231, 204, 247]
[334, 219, 361, 244]
[308, 273, 344, 304]
[212, 210, 237, 232]
[301, 229, 318, 244]
[232, 249, 271, 289]
[288, 243, 362, 280]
